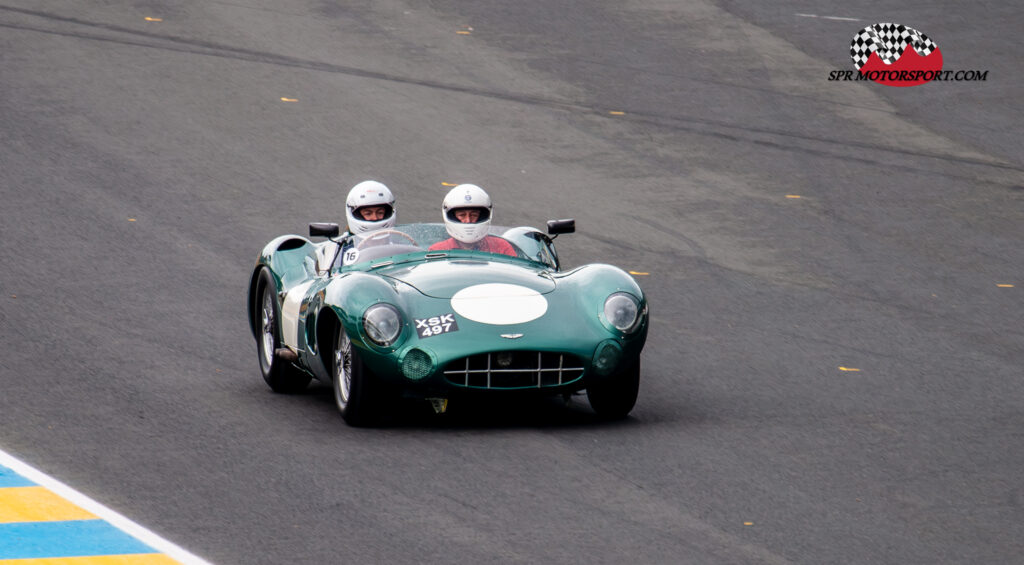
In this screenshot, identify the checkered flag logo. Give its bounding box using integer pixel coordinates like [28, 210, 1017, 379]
[850, 23, 939, 70]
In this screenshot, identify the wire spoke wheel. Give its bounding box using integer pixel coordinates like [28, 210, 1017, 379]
[254, 269, 310, 393]
[330, 324, 385, 426]
[260, 291, 275, 370]
[333, 329, 352, 410]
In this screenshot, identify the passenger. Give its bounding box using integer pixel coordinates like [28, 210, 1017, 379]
[428, 184, 517, 257]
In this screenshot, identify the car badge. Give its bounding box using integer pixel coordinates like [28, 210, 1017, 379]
[500, 333, 524, 339]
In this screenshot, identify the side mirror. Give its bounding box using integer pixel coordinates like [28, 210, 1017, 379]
[547, 219, 575, 236]
[309, 222, 340, 238]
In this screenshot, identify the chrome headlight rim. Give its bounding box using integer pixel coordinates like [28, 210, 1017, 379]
[362, 303, 403, 347]
[603, 292, 643, 334]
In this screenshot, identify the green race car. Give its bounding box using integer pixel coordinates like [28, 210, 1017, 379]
[246, 221, 648, 426]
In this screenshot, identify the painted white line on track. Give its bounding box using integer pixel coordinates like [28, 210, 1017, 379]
[795, 13, 862, 22]
[0, 447, 216, 565]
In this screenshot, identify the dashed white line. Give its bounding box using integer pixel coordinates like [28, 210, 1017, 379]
[796, 13, 862, 22]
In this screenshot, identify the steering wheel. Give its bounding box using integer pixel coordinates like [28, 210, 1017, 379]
[355, 230, 418, 250]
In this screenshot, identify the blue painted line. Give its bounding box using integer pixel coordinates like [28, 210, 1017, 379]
[0, 520, 157, 559]
[0, 464, 36, 487]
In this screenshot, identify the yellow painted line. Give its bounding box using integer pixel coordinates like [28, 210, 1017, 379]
[838, 366, 860, 372]
[628, 271, 650, 276]
[996, 284, 1014, 288]
[743, 522, 754, 526]
[456, 30, 471, 35]
[143, 17, 162, 22]
[0, 486, 97, 523]
[785, 194, 802, 199]
[128, 218, 137, 222]
[0, 555, 182, 564]
[441, 182, 458, 187]
[280, 97, 298, 102]
[609, 111, 625, 115]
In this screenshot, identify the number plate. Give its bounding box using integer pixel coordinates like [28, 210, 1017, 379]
[415, 313, 459, 338]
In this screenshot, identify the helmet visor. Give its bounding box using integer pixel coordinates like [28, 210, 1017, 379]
[352, 204, 394, 222]
[445, 206, 490, 224]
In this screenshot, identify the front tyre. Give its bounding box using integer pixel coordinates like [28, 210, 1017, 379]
[332, 326, 381, 427]
[256, 269, 311, 393]
[585, 360, 640, 420]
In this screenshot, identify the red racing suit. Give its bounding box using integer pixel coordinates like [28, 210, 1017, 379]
[428, 236, 517, 257]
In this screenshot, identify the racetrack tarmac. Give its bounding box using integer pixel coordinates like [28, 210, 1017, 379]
[2, 1, 1022, 563]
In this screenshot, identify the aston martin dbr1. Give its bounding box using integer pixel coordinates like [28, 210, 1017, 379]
[246, 221, 649, 426]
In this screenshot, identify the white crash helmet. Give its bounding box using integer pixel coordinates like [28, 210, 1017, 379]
[442, 184, 492, 243]
[345, 180, 396, 234]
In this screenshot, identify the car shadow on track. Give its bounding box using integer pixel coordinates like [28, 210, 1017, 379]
[302, 384, 642, 430]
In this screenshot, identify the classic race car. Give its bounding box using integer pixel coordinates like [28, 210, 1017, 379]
[246, 221, 649, 426]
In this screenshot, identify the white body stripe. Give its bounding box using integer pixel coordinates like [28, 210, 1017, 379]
[282, 281, 315, 349]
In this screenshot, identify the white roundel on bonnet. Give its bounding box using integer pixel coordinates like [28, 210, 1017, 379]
[450, 284, 548, 325]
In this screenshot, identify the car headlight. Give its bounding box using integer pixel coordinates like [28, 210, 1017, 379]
[363, 304, 402, 346]
[603, 292, 642, 333]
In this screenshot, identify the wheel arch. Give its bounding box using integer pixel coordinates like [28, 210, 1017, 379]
[247, 235, 316, 339]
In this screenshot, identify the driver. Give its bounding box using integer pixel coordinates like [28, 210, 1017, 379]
[345, 180, 396, 234]
[323, 180, 400, 270]
[428, 184, 517, 257]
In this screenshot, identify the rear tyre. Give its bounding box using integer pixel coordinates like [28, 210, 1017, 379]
[585, 360, 640, 420]
[332, 325, 382, 427]
[256, 269, 311, 393]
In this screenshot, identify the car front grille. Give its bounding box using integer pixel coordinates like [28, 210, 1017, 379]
[443, 351, 586, 389]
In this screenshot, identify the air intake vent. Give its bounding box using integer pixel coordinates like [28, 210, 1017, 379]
[443, 351, 585, 389]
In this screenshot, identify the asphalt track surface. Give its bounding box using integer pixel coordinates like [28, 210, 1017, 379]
[1, 1, 1022, 564]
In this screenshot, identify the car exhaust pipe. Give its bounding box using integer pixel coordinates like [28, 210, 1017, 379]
[275, 348, 298, 362]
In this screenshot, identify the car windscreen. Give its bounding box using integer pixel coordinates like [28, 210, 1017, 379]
[342, 223, 558, 269]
